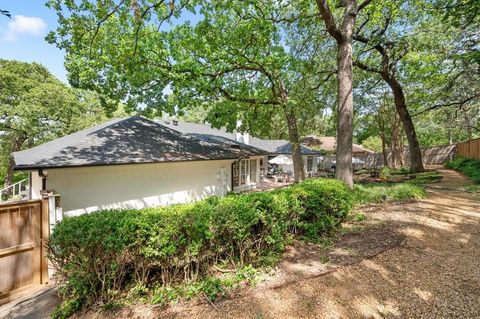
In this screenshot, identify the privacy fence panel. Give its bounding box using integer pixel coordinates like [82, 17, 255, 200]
[331, 144, 458, 170]
[0, 199, 49, 301]
[457, 138, 480, 160]
[317, 139, 479, 171]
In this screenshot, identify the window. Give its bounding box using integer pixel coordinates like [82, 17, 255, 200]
[234, 159, 258, 190]
[232, 161, 239, 188]
[240, 160, 247, 185]
[307, 156, 313, 172]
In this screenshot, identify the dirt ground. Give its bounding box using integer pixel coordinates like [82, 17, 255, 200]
[134, 168, 480, 319]
[3, 168, 479, 318]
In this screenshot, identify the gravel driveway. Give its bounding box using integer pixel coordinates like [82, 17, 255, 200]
[160, 168, 480, 318]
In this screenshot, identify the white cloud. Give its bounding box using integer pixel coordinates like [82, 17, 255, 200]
[3, 15, 47, 42]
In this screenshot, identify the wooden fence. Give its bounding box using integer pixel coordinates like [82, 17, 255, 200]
[457, 138, 480, 160]
[0, 199, 49, 301]
[317, 138, 480, 170]
[318, 144, 457, 170]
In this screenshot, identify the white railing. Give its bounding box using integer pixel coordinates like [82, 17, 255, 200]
[0, 178, 30, 202]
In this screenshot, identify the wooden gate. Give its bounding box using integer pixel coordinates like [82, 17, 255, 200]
[0, 199, 49, 300]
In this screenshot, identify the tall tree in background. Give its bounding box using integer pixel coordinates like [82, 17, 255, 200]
[414, 0, 480, 133]
[315, 0, 373, 188]
[0, 60, 119, 188]
[352, 2, 427, 173]
[47, 0, 335, 182]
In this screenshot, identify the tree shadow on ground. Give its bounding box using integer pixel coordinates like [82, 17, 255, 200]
[156, 186, 480, 319]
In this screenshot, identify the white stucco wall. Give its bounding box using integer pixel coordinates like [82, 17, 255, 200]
[32, 160, 234, 217]
[30, 171, 43, 199]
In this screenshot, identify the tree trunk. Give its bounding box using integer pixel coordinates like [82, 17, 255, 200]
[383, 76, 424, 173]
[284, 107, 305, 183]
[377, 103, 389, 167]
[335, 39, 354, 188]
[463, 109, 474, 140]
[2, 134, 26, 193]
[316, 0, 362, 189]
[399, 126, 405, 166]
[390, 113, 399, 168]
[3, 157, 16, 190]
[380, 131, 388, 167]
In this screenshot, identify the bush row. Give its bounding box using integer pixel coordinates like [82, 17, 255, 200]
[445, 156, 480, 183]
[47, 178, 354, 315]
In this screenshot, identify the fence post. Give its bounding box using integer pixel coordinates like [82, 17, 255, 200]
[41, 198, 49, 284]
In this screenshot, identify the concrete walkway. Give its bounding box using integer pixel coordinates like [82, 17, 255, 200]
[0, 286, 58, 319]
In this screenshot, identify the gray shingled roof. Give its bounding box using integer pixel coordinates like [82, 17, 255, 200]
[159, 121, 268, 155]
[13, 116, 265, 170]
[161, 121, 320, 156]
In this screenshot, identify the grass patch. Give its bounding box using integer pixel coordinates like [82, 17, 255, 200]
[353, 183, 426, 204]
[445, 156, 480, 183]
[464, 184, 480, 194]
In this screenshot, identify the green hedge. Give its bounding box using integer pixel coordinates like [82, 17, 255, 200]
[445, 156, 480, 183]
[48, 178, 353, 315]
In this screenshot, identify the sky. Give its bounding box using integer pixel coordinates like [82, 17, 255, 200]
[0, 1, 67, 82]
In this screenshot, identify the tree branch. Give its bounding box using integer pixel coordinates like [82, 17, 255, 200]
[413, 93, 480, 116]
[217, 88, 280, 106]
[353, 60, 382, 74]
[358, 0, 374, 12]
[315, 0, 342, 41]
[353, 33, 387, 56]
[90, 0, 126, 55]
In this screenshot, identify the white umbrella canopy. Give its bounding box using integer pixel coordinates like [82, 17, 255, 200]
[330, 157, 365, 164]
[352, 157, 365, 164]
[269, 155, 293, 165]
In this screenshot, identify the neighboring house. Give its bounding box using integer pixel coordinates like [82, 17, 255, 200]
[11, 116, 319, 218]
[161, 120, 320, 178]
[300, 136, 373, 156]
[300, 136, 374, 171]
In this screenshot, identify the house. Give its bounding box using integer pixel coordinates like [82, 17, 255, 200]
[300, 136, 373, 170]
[11, 116, 319, 218]
[161, 120, 320, 177]
[300, 136, 374, 156]
[12, 116, 268, 217]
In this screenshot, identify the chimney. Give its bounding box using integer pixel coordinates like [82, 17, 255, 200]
[173, 119, 178, 126]
[235, 120, 250, 145]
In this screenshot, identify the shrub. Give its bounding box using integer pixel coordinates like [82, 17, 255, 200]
[445, 156, 480, 183]
[47, 178, 353, 317]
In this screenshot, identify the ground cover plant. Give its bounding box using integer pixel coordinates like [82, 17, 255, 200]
[464, 184, 480, 194]
[353, 183, 426, 204]
[445, 157, 480, 183]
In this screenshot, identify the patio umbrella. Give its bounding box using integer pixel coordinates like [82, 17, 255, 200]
[268, 155, 293, 165]
[352, 157, 365, 164]
[330, 157, 365, 164]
